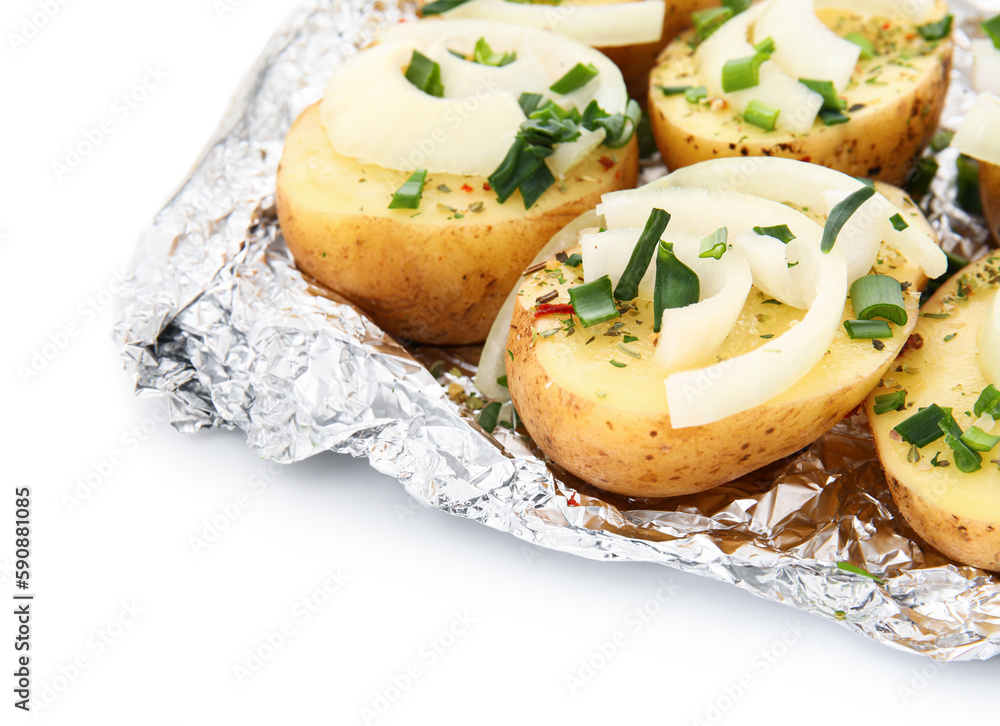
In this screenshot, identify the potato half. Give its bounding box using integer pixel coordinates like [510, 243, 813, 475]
[505, 185, 933, 498]
[867, 255, 1000, 571]
[647, 5, 953, 185]
[277, 104, 638, 344]
[981, 160, 1000, 246]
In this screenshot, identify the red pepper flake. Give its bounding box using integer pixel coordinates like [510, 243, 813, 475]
[461, 183, 474, 193]
[567, 492, 579, 507]
[598, 155, 615, 171]
[799, 156, 811, 163]
[882, 21, 891, 30]
[902, 333, 924, 353]
[534, 304, 575, 318]
[483, 182, 492, 191]
[905, 33, 916, 40]
[843, 401, 865, 420]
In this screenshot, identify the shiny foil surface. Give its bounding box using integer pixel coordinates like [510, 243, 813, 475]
[114, 0, 1000, 660]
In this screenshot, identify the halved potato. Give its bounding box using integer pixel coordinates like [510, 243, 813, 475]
[647, 4, 952, 185]
[277, 104, 638, 345]
[867, 255, 1000, 571]
[504, 183, 934, 498]
[981, 160, 1000, 246]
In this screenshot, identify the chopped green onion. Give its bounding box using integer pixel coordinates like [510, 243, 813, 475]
[850, 275, 908, 326]
[836, 562, 884, 584]
[917, 14, 953, 42]
[873, 390, 907, 415]
[473, 37, 516, 67]
[743, 99, 779, 131]
[846, 32, 875, 60]
[518, 92, 543, 116]
[930, 129, 954, 152]
[583, 99, 642, 149]
[843, 319, 892, 339]
[722, 52, 769, 93]
[613, 208, 671, 301]
[818, 109, 850, 126]
[890, 213, 909, 231]
[421, 0, 472, 15]
[659, 85, 692, 96]
[550, 63, 599, 94]
[698, 227, 729, 259]
[894, 404, 951, 447]
[565, 253, 583, 268]
[856, 176, 875, 188]
[974, 385, 1000, 418]
[692, 7, 733, 40]
[723, 0, 751, 13]
[799, 79, 846, 111]
[905, 157, 938, 198]
[956, 154, 982, 214]
[488, 115, 580, 209]
[686, 86, 708, 103]
[984, 14, 1000, 49]
[496, 375, 508, 388]
[569, 276, 620, 328]
[388, 169, 428, 210]
[753, 224, 795, 244]
[653, 242, 700, 333]
[478, 401, 502, 434]
[961, 426, 1000, 452]
[821, 185, 876, 253]
[610, 360, 627, 368]
[944, 433, 982, 473]
[404, 50, 444, 97]
[921, 249, 968, 305]
[754, 36, 775, 54]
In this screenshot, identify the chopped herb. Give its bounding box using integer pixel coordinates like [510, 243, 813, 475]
[685, 86, 708, 103]
[894, 404, 952, 447]
[659, 85, 693, 96]
[565, 253, 583, 268]
[821, 185, 876, 253]
[799, 78, 846, 111]
[944, 433, 982, 472]
[610, 360, 627, 368]
[753, 224, 795, 244]
[404, 51, 444, 97]
[429, 360, 445, 378]
[905, 157, 938, 199]
[692, 7, 733, 40]
[496, 375, 508, 388]
[984, 13, 1000, 48]
[614, 208, 671, 301]
[961, 426, 1000, 452]
[836, 562, 884, 585]
[762, 298, 782, 305]
[437, 184, 452, 193]
[699, 227, 729, 259]
[421, 0, 472, 15]
[760, 334, 774, 339]
[581, 98, 642, 149]
[930, 129, 954, 152]
[956, 154, 982, 214]
[469, 201, 485, 214]
[569, 276, 620, 328]
[944, 332, 957, 342]
[550, 63, 599, 94]
[478, 401, 502, 433]
[843, 319, 893, 339]
[916, 14, 953, 42]
[508, 349, 514, 361]
[754, 36, 775, 55]
[846, 32, 875, 60]
[653, 242, 700, 333]
[518, 92, 543, 116]
[617, 342, 641, 358]
[473, 37, 516, 67]
[388, 169, 428, 210]
[818, 109, 850, 126]
[974, 385, 1000, 418]
[873, 390, 907, 415]
[623, 335, 639, 344]
[889, 213, 909, 231]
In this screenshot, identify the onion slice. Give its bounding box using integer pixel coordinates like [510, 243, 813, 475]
[812, 0, 939, 24]
[954, 92, 1000, 167]
[436, 0, 668, 48]
[972, 40, 1000, 97]
[979, 289, 1000, 387]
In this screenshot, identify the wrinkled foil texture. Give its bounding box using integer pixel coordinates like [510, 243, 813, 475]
[114, 0, 1000, 660]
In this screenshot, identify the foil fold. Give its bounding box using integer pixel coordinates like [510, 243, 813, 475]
[114, 0, 1000, 660]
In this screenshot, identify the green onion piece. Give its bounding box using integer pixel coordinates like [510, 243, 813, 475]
[944, 433, 982, 473]
[974, 385, 1000, 417]
[550, 63, 599, 94]
[478, 401, 502, 434]
[488, 115, 580, 208]
[659, 85, 692, 96]
[653, 242, 700, 333]
[421, 0, 472, 15]
[743, 99, 779, 131]
[754, 36, 775, 54]
[473, 37, 516, 67]
[906, 157, 938, 198]
[937, 413, 963, 439]
[894, 404, 951, 447]
[890, 213, 909, 232]
[698, 227, 729, 259]
[930, 129, 954, 152]
[799, 79, 846, 110]
[722, 52, 768, 92]
[873, 390, 907, 415]
[818, 109, 850, 126]
[753, 224, 795, 244]
[692, 7, 733, 40]
[613, 208, 671, 301]
[723, 0, 751, 13]
[518, 92, 543, 116]
[583, 99, 642, 149]
[569, 276, 620, 328]
[961, 426, 1000, 452]
[685, 86, 708, 103]
[388, 169, 428, 210]
[921, 249, 968, 305]
[565, 253, 583, 268]
[821, 185, 876, 254]
[447, 48, 466, 60]
[836, 562, 884, 584]
[404, 50, 444, 97]
[850, 275, 908, 325]
[856, 176, 875, 188]
[984, 14, 1000, 49]
[845, 32, 875, 60]
[610, 360, 627, 368]
[496, 375, 508, 388]
[956, 154, 983, 214]
[843, 319, 892, 339]
[917, 14, 953, 41]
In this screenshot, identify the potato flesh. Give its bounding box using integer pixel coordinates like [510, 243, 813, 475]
[648, 7, 952, 184]
[868, 255, 1000, 524]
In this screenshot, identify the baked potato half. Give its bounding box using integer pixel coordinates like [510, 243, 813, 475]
[647, 0, 953, 185]
[867, 255, 1000, 572]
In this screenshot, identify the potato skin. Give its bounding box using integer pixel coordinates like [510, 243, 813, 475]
[647, 15, 953, 186]
[981, 160, 1000, 247]
[277, 104, 639, 345]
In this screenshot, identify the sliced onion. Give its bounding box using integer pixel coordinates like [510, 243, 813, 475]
[979, 288, 1000, 387]
[547, 126, 607, 179]
[437, 0, 668, 48]
[696, 1, 771, 98]
[972, 40, 1000, 97]
[954, 92, 1000, 167]
[754, 0, 860, 91]
[581, 227, 649, 291]
[656, 157, 947, 280]
[813, 0, 939, 24]
[665, 248, 849, 428]
[427, 39, 551, 100]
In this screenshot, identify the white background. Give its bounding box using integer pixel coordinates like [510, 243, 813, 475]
[2, 0, 999, 723]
